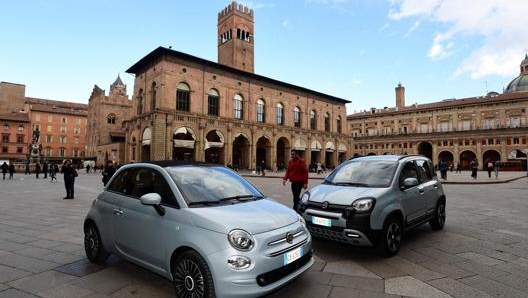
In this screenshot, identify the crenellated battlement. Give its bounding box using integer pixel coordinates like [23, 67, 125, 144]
[218, 1, 253, 20]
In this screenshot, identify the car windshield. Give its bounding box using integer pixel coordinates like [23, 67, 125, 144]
[165, 165, 264, 206]
[324, 160, 398, 187]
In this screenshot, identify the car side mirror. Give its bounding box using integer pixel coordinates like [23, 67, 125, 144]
[140, 193, 165, 216]
[400, 177, 419, 190]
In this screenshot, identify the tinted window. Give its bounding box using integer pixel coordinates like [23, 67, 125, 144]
[415, 159, 432, 182]
[399, 161, 419, 186]
[107, 168, 139, 196]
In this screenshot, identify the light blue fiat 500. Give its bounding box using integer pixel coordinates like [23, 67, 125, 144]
[84, 161, 313, 298]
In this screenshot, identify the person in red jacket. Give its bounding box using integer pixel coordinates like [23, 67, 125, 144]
[282, 150, 309, 213]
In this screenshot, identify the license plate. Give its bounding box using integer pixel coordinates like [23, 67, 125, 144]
[312, 216, 332, 227]
[283, 246, 303, 265]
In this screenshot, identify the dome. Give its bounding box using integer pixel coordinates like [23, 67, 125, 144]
[504, 74, 528, 93]
[504, 54, 528, 93]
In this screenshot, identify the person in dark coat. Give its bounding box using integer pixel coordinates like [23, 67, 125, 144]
[61, 160, 77, 199]
[35, 162, 41, 179]
[1, 162, 8, 179]
[42, 162, 49, 179]
[8, 162, 15, 179]
[438, 160, 448, 180]
[102, 161, 116, 186]
[49, 162, 58, 182]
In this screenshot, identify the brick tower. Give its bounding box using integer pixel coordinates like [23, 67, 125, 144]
[217, 1, 254, 73]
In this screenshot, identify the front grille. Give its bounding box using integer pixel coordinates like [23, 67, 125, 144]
[306, 201, 348, 213]
[307, 224, 350, 244]
[256, 250, 312, 287]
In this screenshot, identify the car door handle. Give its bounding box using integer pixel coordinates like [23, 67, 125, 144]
[113, 209, 124, 216]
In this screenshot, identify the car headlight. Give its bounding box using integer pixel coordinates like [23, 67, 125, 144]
[301, 191, 310, 203]
[352, 198, 375, 213]
[228, 229, 255, 251]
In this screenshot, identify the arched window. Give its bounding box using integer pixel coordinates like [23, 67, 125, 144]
[336, 115, 342, 133]
[276, 103, 284, 125]
[208, 89, 219, 116]
[3, 124, 9, 130]
[310, 110, 317, 130]
[257, 99, 265, 122]
[234, 94, 243, 120]
[293, 106, 301, 128]
[324, 112, 330, 132]
[107, 113, 116, 124]
[176, 83, 190, 112]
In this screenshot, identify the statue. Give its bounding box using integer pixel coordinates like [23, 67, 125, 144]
[32, 127, 40, 144]
[30, 127, 41, 157]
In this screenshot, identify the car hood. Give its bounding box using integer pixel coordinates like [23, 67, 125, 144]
[308, 184, 387, 205]
[187, 198, 298, 235]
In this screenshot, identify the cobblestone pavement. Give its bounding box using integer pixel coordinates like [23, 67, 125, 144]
[0, 170, 527, 298]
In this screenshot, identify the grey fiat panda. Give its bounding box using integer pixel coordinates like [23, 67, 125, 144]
[299, 155, 446, 257]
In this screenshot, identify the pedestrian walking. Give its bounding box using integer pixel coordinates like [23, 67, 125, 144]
[1, 162, 8, 179]
[61, 160, 77, 199]
[470, 158, 479, 179]
[42, 162, 48, 179]
[8, 162, 15, 179]
[486, 160, 494, 178]
[438, 160, 448, 180]
[260, 160, 266, 176]
[50, 163, 58, 182]
[35, 162, 41, 179]
[282, 150, 308, 214]
[494, 160, 501, 179]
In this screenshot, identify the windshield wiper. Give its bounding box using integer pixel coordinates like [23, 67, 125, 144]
[219, 194, 263, 202]
[188, 200, 221, 207]
[332, 182, 370, 187]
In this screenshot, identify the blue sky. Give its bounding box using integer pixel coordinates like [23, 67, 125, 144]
[1, 0, 526, 114]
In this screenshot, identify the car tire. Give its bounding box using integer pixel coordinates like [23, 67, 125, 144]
[84, 223, 109, 264]
[378, 216, 402, 257]
[172, 250, 216, 298]
[429, 199, 446, 230]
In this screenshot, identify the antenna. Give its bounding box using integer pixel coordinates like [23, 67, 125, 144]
[485, 81, 488, 94]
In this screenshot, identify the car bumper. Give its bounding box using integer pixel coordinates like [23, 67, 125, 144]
[304, 208, 380, 247]
[209, 242, 314, 298]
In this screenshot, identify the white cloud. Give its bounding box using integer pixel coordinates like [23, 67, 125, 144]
[403, 21, 420, 38]
[388, 0, 528, 78]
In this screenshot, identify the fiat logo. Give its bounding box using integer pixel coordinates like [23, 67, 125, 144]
[321, 201, 329, 209]
[286, 232, 294, 244]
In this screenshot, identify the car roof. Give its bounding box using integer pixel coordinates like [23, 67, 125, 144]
[350, 154, 424, 162]
[143, 160, 219, 168]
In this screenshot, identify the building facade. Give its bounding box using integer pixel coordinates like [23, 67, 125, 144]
[347, 56, 528, 170]
[121, 1, 351, 170]
[0, 81, 88, 166]
[0, 112, 30, 168]
[85, 75, 132, 166]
